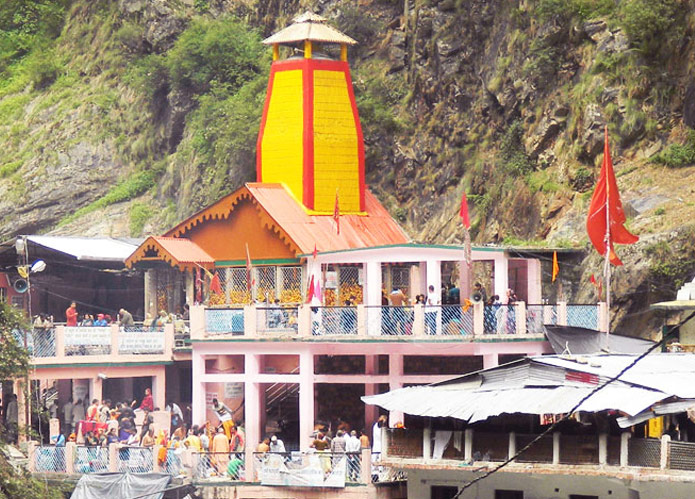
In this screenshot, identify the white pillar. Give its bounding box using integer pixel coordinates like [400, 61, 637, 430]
[388, 354, 404, 427]
[192, 351, 206, 426]
[598, 433, 607, 465]
[365, 261, 382, 306]
[553, 432, 561, 465]
[483, 353, 499, 369]
[493, 256, 509, 299]
[299, 352, 315, 451]
[464, 429, 473, 462]
[245, 354, 261, 481]
[660, 434, 670, 469]
[423, 424, 432, 460]
[620, 432, 631, 467]
[508, 432, 516, 460]
[425, 260, 441, 301]
[364, 356, 379, 427]
[527, 258, 542, 304]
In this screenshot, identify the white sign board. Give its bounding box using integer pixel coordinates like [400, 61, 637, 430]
[119, 332, 165, 354]
[260, 453, 346, 488]
[64, 327, 111, 346]
[224, 382, 243, 399]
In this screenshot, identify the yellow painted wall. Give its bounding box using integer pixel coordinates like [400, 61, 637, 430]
[260, 70, 304, 203]
[313, 69, 360, 212]
[183, 199, 296, 261]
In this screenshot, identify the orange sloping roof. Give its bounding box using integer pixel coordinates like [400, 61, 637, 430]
[125, 236, 214, 271]
[246, 183, 409, 254]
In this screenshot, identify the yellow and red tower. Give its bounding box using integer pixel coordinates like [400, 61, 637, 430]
[257, 12, 365, 213]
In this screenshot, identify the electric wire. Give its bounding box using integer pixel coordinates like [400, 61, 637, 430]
[452, 309, 695, 498]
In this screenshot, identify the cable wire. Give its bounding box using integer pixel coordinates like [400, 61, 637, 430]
[453, 309, 695, 498]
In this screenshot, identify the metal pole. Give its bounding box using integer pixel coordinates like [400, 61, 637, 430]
[603, 129, 611, 344]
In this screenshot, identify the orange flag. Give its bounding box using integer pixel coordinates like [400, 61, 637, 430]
[552, 251, 559, 282]
[586, 127, 638, 265]
[333, 189, 340, 235]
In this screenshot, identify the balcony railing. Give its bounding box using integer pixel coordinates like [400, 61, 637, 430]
[28, 443, 403, 485]
[192, 302, 603, 341]
[383, 427, 691, 473]
[27, 324, 174, 365]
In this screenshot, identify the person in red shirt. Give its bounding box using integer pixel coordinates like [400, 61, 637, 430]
[134, 388, 154, 412]
[65, 302, 78, 327]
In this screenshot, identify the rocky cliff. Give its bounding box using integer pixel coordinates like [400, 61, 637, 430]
[1, 0, 695, 334]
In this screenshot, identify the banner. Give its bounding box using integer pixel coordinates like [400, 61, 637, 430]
[119, 332, 165, 354]
[64, 327, 111, 346]
[260, 452, 346, 488]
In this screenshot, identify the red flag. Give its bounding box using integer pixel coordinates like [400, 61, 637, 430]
[333, 189, 340, 235]
[586, 127, 638, 266]
[552, 251, 559, 282]
[312, 244, 318, 260]
[306, 275, 315, 303]
[210, 271, 222, 294]
[459, 192, 470, 229]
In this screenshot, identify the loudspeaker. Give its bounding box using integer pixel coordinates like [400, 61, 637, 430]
[13, 279, 27, 293]
[471, 291, 483, 303]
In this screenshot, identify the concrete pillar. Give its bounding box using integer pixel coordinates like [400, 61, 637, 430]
[425, 260, 441, 304]
[55, 325, 65, 358]
[553, 432, 561, 465]
[365, 261, 382, 306]
[164, 323, 175, 355]
[364, 355, 379, 428]
[49, 418, 60, 441]
[473, 301, 484, 336]
[192, 350, 206, 426]
[299, 352, 315, 451]
[515, 302, 526, 334]
[598, 433, 608, 465]
[245, 354, 262, 481]
[527, 259, 542, 304]
[493, 256, 509, 300]
[483, 353, 499, 369]
[598, 302, 608, 332]
[65, 442, 76, 474]
[423, 424, 432, 460]
[557, 302, 567, 326]
[660, 434, 670, 469]
[413, 304, 425, 336]
[508, 432, 516, 460]
[459, 261, 472, 304]
[189, 305, 205, 340]
[89, 377, 103, 405]
[145, 270, 156, 320]
[464, 429, 473, 461]
[620, 432, 631, 467]
[244, 304, 257, 337]
[360, 449, 371, 484]
[27, 441, 36, 472]
[153, 367, 166, 410]
[356, 304, 366, 336]
[388, 354, 404, 428]
[298, 304, 311, 337]
[109, 443, 118, 472]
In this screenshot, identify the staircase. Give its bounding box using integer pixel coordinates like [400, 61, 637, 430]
[264, 369, 300, 449]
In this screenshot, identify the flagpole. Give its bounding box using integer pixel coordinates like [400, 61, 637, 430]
[603, 127, 611, 342]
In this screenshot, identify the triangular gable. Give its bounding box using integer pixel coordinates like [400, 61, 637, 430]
[125, 236, 214, 272]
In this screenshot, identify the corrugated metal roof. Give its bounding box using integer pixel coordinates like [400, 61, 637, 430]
[246, 183, 410, 254]
[363, 354, 695, 424]
[262, 12, 357, 46]
[27, 235, 140, 262]
[125, 236, 214, 271]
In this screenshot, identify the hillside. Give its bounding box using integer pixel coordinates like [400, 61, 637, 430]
[1, 0, 695, 333]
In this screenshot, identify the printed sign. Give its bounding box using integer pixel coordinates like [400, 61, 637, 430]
[64, 327, 111, 346]
[224, 382, 243, 399]
[119, 332, 164, 354]
[260, 453, 346, 488]
[205, 392, 217, 406]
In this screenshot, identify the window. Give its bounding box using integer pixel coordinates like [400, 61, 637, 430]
[11, 296, 23, 309]
[431, 486, 459, 499]
[495, 491, 524, 499]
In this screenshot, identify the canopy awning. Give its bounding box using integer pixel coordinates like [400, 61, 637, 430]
[26, 235, 140, 262]
[125, 236, 214, 272]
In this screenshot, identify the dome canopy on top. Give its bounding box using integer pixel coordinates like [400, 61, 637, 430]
[262, 11, 357, 46]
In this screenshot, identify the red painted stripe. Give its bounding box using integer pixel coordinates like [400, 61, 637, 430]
[302, 59, 315, 209]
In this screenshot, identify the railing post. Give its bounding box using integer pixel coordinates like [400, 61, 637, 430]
[356, 304, 366, 336]
[473, 302, 484, 336]
[508, 432, 516, 460]
[660, 434, 670, 470]
[598, 433, 607, 465]
[109, 443, 118, 472]
[298, 304, 311, 337]
[360, 449, 371, 484]
[65, 442, 76, 474]
[423, 424, 431, 459]
[190, 305, 206, 340]
[515, 302, 526, 334]
[244, 304, 257, 338]
[27, 442, 36, 472]
[557, 302, 567, 326]
[620, 432, 631, 467]
[413, 304, 425, 337]
[110, 324, 119, 356]
[152, 445, 162, 472]
[598, 302, 608, 332]
[245, 450, 255, 483]
[55, 325, 65, 359]
[552, 432, 561, 465]
[464, 429, 473, 462]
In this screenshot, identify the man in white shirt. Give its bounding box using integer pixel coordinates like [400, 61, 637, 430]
[425, 284, 439, 335]
[269, 435, 286, 453]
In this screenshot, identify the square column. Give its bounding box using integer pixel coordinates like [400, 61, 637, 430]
[152, 367, 166, 410]
[89, 377, 103, 404]
[364, 261, 382, 306]
[388, 354, 404, 428]
[299, 352, 315, 451]
[192, 352, 206, 426]
[425, 260, 441, 300]
[527, 259, 542, 304]
[364, 355, 379, 428]
[494, 256, 509, 300]
[244, 354, 262, 479]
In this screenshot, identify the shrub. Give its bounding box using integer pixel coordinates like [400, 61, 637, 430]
[618, 0, 685, 58]
[500, 120, 534, 175]
[129, 202, 150, 237]
[650, 131, 695, 168]
[24, 49, 61, 89]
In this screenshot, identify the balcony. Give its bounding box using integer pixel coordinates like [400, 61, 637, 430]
[25, 324, 175, 366]
[191, 302, 603, 341]
[381, 427, 695, 475]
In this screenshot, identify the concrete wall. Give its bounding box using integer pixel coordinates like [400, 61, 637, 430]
[196, 483, 406, 499]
